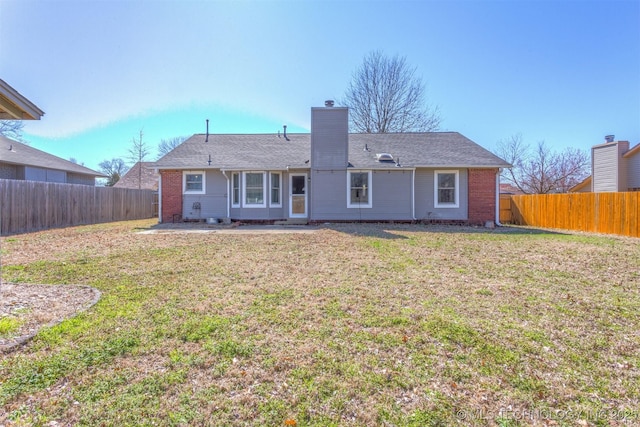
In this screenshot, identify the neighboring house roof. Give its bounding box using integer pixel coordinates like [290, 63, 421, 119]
[114, 162, 159, 190]
[0, 136, 106, 177]
[568, 175, 592, 193]
[499, 183, 524, 194]
[154, 132, 511, 170]
[0, 79, 45, 120]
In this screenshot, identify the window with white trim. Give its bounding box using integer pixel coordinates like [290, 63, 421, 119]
[183, 171, 205, 194]
[270, 172, 281, 207]
[434, 170, 459, 208]
[243, 172, 266, 207]
[347, 170, 372, 208]
[231, 173, 240, 207]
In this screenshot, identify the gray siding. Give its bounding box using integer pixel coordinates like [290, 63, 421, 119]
[24, 166, 66, 183]
[414, 168, 468, 221]
[311, 107, 349, 170]
[592, 144, 618, 192]
[68, 173, 96, 186]
[626, 152, 640, 190]
[592, 142, 631, 192]
[0, 162, 17, 179]
[183, 170, 228, 220]
[310, 169, 413, 221]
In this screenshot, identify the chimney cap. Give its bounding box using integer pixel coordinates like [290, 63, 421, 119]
[324, 100, 335, 107]
[605, 135, 615, 143]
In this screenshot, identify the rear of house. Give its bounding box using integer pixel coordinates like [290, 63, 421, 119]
[154, 103, 510, 225]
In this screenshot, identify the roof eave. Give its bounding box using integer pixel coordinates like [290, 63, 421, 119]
[0, 79, 45, 120]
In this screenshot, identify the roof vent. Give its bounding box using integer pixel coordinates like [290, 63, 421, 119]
[324, 100, 334, 107]
[376, 153, 395, 162]
[605, 135, 615, 143]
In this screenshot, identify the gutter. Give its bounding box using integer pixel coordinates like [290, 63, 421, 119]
[495, 169, 502, 226]
[411, 169, 416, 221]
[221, 170, 230, 220]
[157, 172, 162, 223]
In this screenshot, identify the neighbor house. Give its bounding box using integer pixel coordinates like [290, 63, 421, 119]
[570, 135, 640, 193]
[154, 102, 511, 225]
[114, 161, 159, 190]
[0, 137, 105, 185]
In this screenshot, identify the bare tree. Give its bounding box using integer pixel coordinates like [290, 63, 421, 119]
[342, 50, 441, 133]
[157, 136, 187, 159]
[496, 134, 589, 194]
[99, 158, 128, 187]
[0, 120, 25, 141]
[128, 130, 151, 189]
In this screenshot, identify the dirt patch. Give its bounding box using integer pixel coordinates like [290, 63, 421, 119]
[0, 283, 101, 352]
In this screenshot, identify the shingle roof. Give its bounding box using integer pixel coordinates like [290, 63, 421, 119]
[113, 162, 159, 190]
[0, 136, 105, 177]
[153, 132, 511, 170]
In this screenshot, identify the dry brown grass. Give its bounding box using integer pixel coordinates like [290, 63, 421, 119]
[0, 220, 639, 426]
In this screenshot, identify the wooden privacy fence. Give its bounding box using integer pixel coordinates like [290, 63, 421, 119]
[502, 192, 639, 238]
[0, 179, 156, 235]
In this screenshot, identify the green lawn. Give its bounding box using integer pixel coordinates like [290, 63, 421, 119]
[1, 220, 639, 426]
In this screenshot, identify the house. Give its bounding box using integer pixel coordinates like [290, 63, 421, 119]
[569, 135, 640, 193]
[0, 137, 105, 185]
[499, 183, 524, 195]
[114, 161, 159, 190]
[154, 102, 511, 225]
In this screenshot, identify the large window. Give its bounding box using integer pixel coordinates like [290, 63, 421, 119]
[243, 172, 266, 207]
[183, 171, 205, 194]
[231, 173, 240, 206]
[270, 172, 281, 207]
[434, 170, 459, 208]
[347, 170, 372, 208]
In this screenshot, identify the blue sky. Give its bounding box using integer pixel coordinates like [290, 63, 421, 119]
[1, 0, 638, 172]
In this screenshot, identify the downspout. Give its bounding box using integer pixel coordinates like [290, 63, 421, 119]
[156, 168, 162, 223]
[221, 170, 230, 220]
[411, 168, 416, 221]
[495, 168, 503, 226]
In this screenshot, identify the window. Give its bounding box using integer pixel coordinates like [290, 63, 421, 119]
[434, 170, 459, 208]
[270, 172, 281, 207]
[347, 170, 372, 208]
[184, 171, 205, 194]
[243, 172, 266, 207]
[231, 173, 240, 206]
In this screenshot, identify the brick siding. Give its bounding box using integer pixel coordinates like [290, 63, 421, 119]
[160, 170, 183, 223]
[468, 168, 497, 225]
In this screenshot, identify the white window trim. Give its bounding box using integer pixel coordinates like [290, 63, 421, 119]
[231, 172, 240, 207]
[183, 170, 205, 194]
[434, 170, 459, 208]
[242, 171, 267, 208]
[347, 170, 373, 208]
[270, 172, 282, 207]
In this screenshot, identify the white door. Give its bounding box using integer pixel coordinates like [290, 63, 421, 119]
[289, 174, 307, 218]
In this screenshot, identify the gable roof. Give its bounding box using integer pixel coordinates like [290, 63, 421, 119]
[154, 132, 511, 170]
[113, 162, 159, 190]
[0, 136, 105, 177]
[0, 79, 45, 120]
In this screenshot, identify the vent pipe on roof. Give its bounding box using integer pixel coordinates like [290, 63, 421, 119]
[206, 119, 209, 142]
[325, 100, 334, 107]
[283, 124, 289, 141]
[605, 135, 615, 143]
